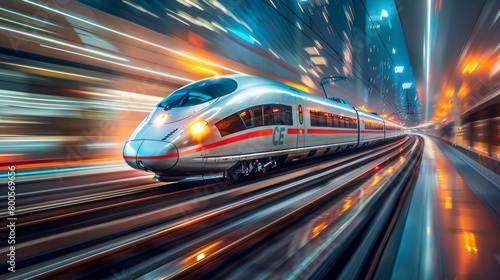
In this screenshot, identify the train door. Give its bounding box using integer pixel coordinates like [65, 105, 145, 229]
[355, 109, 360, 147]
[382, 119, 387, 140]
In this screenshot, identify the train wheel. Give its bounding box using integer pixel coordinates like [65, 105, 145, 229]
[225, 163, 241, 180]
[260, 163, 270, 173]
[260, 158, 275, 174]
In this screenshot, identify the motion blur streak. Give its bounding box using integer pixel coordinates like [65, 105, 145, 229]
[0, 26, 129, 62]
[0, 0, 273, 184]
[23, 0, 247, 75]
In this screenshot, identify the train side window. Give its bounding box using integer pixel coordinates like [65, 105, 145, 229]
[318, 112, 327, 126]
[215, 113, 247, 137]
[310, 110, 319, 126]
[326, 113, 333, 127]
[252, 106, 264, 126]
[264, 105, 273, 125]
[238, 105, 265, 128]
[272, 105, 283, 125]
[239, 109, 253, 127]
[283, 105, 293, 125]
[333, 114, 340, 127]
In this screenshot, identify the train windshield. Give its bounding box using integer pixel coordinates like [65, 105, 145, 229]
[158, 78, 237, 110]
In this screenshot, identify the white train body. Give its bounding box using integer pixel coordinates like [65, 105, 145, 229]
[123, 75, 404, 180]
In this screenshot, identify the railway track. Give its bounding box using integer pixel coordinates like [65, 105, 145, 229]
[0, 136, 422, 279]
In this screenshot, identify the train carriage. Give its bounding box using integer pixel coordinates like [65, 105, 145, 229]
[123, 74, 405, 181]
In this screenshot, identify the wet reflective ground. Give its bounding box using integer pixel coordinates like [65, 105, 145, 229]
[384, 135, 500, 279]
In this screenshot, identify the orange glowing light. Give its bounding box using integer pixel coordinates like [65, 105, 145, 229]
[469, 63, 478, 73]
[2, 157, 124, 171]
[445, 196, 452, 208]
[282, 81, 311, 93]
[464, 232, 478, 252]
[195, 66, 219, 76]
[180, 240, 222, 264]
[311, 222, 327, 238]
[463, 63, 470, 73]
[463, 62, 479, 74]
[342, 197, 352, 212]
[196, 253, 205, 261]
[153, 113, 167, 124]
[190, 120, 207, 135]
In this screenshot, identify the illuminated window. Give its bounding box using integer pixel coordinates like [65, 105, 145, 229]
[215, 104, 292, 137]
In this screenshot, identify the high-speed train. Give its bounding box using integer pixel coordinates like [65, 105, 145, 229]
[123, 75, 404, 181]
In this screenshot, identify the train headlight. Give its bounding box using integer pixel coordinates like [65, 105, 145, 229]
[190, 120, 208, 135]
[153, 113, 167, 125]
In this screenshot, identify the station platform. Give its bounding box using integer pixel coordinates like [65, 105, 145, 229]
[377, 134, 500, 279]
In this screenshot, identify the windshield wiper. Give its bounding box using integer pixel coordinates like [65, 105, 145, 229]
[164, 92, 190, 110]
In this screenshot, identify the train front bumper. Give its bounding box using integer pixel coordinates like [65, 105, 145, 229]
[123, 140, 179, 171]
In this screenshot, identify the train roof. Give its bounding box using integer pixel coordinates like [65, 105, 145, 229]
[214, 75, 404, 127]
[217, 74, 356, 113]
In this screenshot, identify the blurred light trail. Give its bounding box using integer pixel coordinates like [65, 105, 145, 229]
[211, 0, 253, 32]
[269, 48, 280, 59]
[176, 11, 214, 31]
[0, 163, 125, 178]
[196, 66, 219, 76]
[39, 44, 194, 83]
[0, 6, 59, 26]
[0, 16, 54, 34]
[0, 26, 128, 62]
[177, 0, 204, 11]
[23, 0, 247, 75]
[0, 89, 156, 112]
[425, 0, 432, 123]
[269, 0, 278, 9]
[211, 21, 227, 32]
[248, 35, 261, 45]
[227, 28, 255, 44]
[166, 11, 191, 26]
[1, 62, 105, 81]
[122, 0, 159, 18]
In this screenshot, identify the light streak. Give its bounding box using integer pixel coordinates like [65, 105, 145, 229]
[39, 44, 194, 83]
[196, 66, 219, 76]
[469, 63, 478, 73]
[0, 164, 124, 178]
[122, 0, 159, 18]
[0, 7, 59, 26]
[1, 62, 105, 81]
[0, 16, 54, 33]
[166, 12, 191, 26]
[269, 0, 277, 9]
[211, 21, 227, 32]
[249, 35, 261, 45]
[425, 0, 431, 123]
[23, 0, 246, 75]
[0, 26, 128, 62]
[178, 0, 204, 11]
[268, 48, 280, 59]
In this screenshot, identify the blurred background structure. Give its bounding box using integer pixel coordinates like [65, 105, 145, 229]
[0, 0, 424, 172]
[1, 1, 500, 279]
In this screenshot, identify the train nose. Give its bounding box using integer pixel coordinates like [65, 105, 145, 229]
[123, 140, 178, 171]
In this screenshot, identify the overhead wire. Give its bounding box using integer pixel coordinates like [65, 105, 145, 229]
[266, 0, 404, 119]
